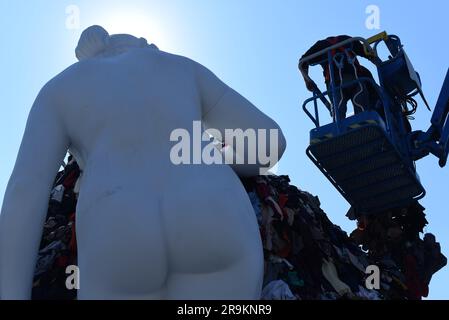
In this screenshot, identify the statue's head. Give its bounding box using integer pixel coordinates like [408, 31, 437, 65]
[75, 25, 157, 61]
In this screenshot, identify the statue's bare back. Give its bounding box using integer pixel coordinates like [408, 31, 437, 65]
[0, 26, 285, 299]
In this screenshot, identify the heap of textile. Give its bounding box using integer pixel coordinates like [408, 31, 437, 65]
[32, 157, 80, 300]
[241, 175, 446, 300]
[31, 159, 446, 300]
[349, 202, 447, 300]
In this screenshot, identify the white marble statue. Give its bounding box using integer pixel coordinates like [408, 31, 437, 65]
[0, 25, 286, 299]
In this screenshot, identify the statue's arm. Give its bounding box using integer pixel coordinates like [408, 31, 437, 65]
[0, 83, 70, 299]
[196, 63, 286, 176]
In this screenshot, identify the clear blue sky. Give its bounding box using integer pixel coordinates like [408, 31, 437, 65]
[0, 0, 448, 299]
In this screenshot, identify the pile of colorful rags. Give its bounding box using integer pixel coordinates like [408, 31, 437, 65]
[31, 159, 446, 300]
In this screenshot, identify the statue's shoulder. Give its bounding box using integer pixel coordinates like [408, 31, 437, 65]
[44, 59, 105, 94]
[55, 59, 98, 79]
[150, 49, 198, 69]
[34, 61, 97, 107]
[43, 50, 202, 94]
[43, 61, 87, 87]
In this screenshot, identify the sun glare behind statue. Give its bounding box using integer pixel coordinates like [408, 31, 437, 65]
[97, 8, 176, 53]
